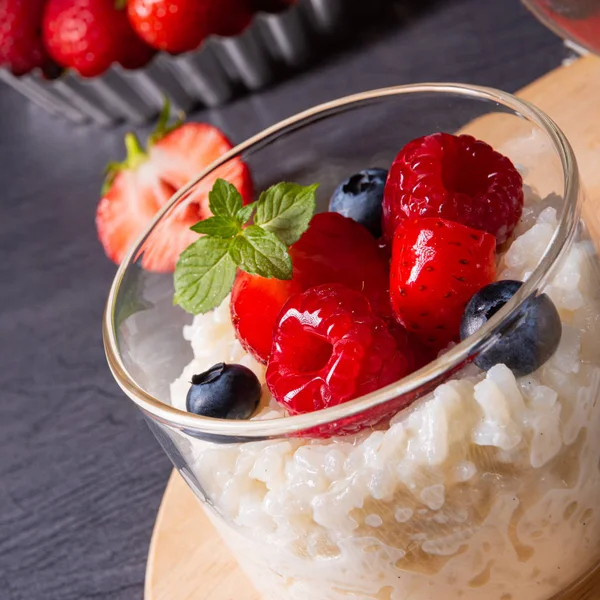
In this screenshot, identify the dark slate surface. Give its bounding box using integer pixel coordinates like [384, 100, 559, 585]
[0, 1, 567, 598]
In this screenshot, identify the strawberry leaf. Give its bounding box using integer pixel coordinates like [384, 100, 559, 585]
[190, 216, 241, 238]
[229, 226, 292, 280]
[255, 182, 318, 246]
[102, 133, 147, 195]
[209, 179, 244, 218]
[173, 237, 237, 314]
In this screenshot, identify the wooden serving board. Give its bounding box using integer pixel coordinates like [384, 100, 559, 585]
[146, 54, 600, 600]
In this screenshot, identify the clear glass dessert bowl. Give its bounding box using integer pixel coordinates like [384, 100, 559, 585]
[103, 84, 600, 600]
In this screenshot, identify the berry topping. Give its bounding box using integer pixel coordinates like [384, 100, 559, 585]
[43, 0, 156, 78]
[96, 105, 252, 272]
[382, 133, 524, 245]
[460, 280, 562, 376]
[329, 168, 388, 238]
[186, 363, 262, 419]
[231, 212, 392, 363]
[0, 0, 52, 76]
[390, 217, 496, 352]
[266, 284, 412, 414]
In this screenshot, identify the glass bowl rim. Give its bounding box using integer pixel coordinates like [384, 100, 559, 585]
[521, 0, 598, 56]
[103, 82, 580, 439]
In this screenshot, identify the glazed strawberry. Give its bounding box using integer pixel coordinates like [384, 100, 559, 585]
[96, 109, 252, 272]
[0, 0, 51, 75]
[390, 217, 496, 352]
[43, 0, 156, 77]
[382, 133, 524, 245]
[266, 284, 411, 414]
[231, 212, 391, 363]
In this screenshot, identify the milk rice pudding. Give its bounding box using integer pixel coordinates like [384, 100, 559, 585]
[169, 206, 600, 599]
[168, 162, 600, 599]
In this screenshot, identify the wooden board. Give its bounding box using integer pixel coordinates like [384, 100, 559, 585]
[146, 54, 600, 600]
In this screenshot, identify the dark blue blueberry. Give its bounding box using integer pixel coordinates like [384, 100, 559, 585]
[329, 168, 388, 237]
[460, 280, 562, 377]
[186, 363, 261, 419]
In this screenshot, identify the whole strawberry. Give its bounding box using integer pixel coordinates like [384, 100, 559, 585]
[390, 217, 497, 353]
[0, 0, 51, 75]
[383, 133, 524, 245]
[96, 103, 253, 272]
[43, 0, 156, 77]
[127, 0, 251, 54]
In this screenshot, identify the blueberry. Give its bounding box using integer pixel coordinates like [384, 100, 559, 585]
[460, 280, 562, 377]
[329, 168, 388, 237]
[186, 363, 261, 419]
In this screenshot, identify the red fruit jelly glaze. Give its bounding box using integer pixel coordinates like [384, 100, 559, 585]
[266, 284, 412, 415]
[382, 133, 524, 245]
[231, 212, 392, 363]
[391, 217, 497, 353]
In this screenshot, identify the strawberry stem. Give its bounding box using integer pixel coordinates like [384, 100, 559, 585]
[149, 97, 185, 147]
[124, 132, 147, 168]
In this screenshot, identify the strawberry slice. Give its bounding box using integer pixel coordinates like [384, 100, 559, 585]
[96, 107, 252, 272]
[231, 212, 392, 363]
[390, 217, 497, 353]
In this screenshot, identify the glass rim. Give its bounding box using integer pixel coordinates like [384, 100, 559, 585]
[102, 82, 580, 439]
[521, 0, 597, 56]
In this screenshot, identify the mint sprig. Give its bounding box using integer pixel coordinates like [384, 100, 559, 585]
[190, 216, 241, 238]
[229, 226, 292, 279]
[174, 237, 237, 314]
[208, 178, 244, 218]
[173, 179, 319, 315]
[255, 182, 318, 246]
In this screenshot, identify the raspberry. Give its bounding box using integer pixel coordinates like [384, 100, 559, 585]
[382, 133, 524, 244]
[231, 212, 391, 363]
[266, 284, 412, 415]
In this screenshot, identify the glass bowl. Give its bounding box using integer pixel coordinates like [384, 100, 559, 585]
[103, 84, 600, 600]
[522, 0, 600, 55]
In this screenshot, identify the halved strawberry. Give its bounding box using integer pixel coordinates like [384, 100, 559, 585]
[390, 217, 497, 353]
[231, 212, 392, 363]
[96, 107, 252, 272]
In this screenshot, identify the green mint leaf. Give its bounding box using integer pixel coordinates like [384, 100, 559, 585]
[174, 237, 237, 314]
[208, 179, 243, 218]
[255, 182, 318, 246]
[229, 225, 292, 280]
[236, 203, 255, 225]
[190, 216, 241, 238]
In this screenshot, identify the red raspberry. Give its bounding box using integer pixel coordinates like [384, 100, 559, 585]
[382, 133, 524, 245]
[266, 284, 412, 415]
[231, 212, 392, 363]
